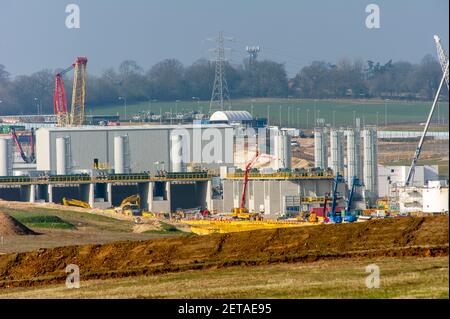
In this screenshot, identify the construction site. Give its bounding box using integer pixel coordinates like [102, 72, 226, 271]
[0, 27, 449, 299]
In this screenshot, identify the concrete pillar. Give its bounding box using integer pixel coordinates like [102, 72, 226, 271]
[29, 184, 36, 203]
[107, 183, 113, 204]
[147, 182, 154, 212]
[88, 183, 95, 208]
[206, 180, 213, 211]
[166, 182, 171, 215]
[48, 184, 53, 203]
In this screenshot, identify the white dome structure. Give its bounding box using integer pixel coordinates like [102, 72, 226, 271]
[209, 111, 253, 123]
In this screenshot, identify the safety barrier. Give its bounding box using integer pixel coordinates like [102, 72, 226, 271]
[0, 172, 212, 185]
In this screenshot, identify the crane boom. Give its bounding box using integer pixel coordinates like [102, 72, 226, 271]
[240, 146, 260, 209]
[53, 57, 88, 126]
[434, 35, 449, 89]
[405, 62, 449, 186]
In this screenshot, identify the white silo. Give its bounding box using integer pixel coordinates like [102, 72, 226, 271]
[314, 127, 328, 169]
[170, 134, 184, 173]
[0, 138, 13, 176]
[274, 132, 291, 170]
[114, 135, 126, 174]
[346, 128, 362, 186]
[330, 129, 344, 175]
[55, 137, 69, 175]
[363, 127, 378, 204]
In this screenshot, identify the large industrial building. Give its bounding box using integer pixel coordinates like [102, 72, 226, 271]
[35, 124, 234, 174]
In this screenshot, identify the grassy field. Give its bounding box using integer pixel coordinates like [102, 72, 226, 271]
[0, 256, 447, 299]
[86, 98, 449, 129]
[0, 204, 191, 253]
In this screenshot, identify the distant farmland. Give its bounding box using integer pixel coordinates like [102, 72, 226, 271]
[86, 98, 449, 129]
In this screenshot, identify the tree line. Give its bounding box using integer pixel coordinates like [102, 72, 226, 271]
[0, 55, 447, 116]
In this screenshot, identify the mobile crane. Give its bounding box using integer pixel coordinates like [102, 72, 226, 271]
[405, 36, 448, 186]
[228, 145, 262, 221]
[328, 173, 345, 223]
[343, 176, 363, 222]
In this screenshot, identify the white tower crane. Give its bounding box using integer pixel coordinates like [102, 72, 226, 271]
[405, 36, 449, 186]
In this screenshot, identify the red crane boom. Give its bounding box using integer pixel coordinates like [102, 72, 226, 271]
[240, 146, 260, 209]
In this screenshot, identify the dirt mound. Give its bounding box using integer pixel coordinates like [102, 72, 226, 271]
[0, 213, 37, 236]
[0, 215, 447, 288]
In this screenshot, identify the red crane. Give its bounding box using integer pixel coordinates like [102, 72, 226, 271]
[240, 146, 260, 209]
[53, 57, 88, 126]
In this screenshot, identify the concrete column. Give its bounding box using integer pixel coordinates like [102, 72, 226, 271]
[88, 183, 95, 208]
[206, 180, 213, 211]
[147, 182, 154, 211]
[29, 184, 36, 203]
[107, 183, 112, 204]
[166, 182, 172, 215]
[48, 184, 53, 203]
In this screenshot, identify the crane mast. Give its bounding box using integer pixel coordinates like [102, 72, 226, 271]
[405, 36, 449, 186]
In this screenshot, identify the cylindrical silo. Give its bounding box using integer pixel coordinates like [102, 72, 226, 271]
[363, 127, 378, 204]
[274, 132, 291, 170]
[0, 138, 13, 176]
[170, 134, 184, 173]
[330, 129, 344, 175]
[346, 128, 362, 187]
[114, 135, 125, 174]
[314, 127, 328, 169]
[56, 137, 67, 175]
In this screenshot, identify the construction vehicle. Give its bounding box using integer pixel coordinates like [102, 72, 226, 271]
[405, 36, 448, 186]
[228, 145, 263, 221]
[62, 197, 91, 209]
[10, 128, 35, 163]
[343, 176, 363, 222]
[116, 194, 142, 216]
[328, 173, 345, 223]
[54, 57, 88, 126]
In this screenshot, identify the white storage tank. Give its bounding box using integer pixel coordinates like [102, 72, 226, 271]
[114, 135, 128, 174]
[314, 127, 328, 169]
[346, 128, 362, 187]
[330, 129, 344, 175]
[274, 132, 291, 170]
[0, 138, 13, 176]
[362, 127, 378, 203]
[55, 137, 69, 175]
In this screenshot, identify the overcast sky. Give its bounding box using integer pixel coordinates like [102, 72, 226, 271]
[0, 0, 448, 78]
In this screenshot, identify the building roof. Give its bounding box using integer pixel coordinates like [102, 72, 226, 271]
[35, 123, 231, 132]
[210, 111, 253, 123]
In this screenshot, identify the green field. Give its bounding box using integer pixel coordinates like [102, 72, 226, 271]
[86, 98, 449, 129]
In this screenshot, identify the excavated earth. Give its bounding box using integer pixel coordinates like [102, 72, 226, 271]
[0, 215, 447, 288]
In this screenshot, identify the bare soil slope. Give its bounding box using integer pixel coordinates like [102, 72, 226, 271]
[0, 213, 37, 236]
[0, 216, 447, 288]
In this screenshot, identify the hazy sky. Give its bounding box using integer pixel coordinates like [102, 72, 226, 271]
[0, 0, 448, 77]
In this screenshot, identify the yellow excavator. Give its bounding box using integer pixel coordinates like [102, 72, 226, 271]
[62, 197, 91, 209]
[116, 194, 142, 216]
